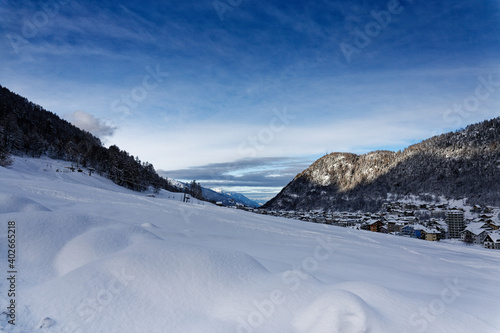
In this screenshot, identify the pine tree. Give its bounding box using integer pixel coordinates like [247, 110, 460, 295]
[190, 180, 203, 200]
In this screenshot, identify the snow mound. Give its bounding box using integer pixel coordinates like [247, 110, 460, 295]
[54, 224, 162, 276]
[0, 193, 51, 214]
[27, 242, 271, 332]
[293, 289, 379, 333]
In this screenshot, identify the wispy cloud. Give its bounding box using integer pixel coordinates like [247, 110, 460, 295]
[159, 156, 313, 201]
[64, 110, 117, 140]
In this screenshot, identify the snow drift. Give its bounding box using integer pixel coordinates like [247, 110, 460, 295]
[0, 157, 499, 332]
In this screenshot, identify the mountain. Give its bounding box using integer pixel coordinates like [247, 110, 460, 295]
[0, 85, 261, 205]
[202, 188, 261, 207]
[263, 117, 500, 212]
[0, 85, 181, 193]
[167, 180, 260, 207]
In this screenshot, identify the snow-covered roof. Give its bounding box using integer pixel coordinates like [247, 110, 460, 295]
[463, 222, 491, 235]
[488, 220, 500, 227]
[485, 232, 500, 243]
[412, 224, 439, 233]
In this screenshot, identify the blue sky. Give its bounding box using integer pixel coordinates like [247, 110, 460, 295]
[1, 0, 500, 202]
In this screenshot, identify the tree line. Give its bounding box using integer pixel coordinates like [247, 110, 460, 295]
[0, 84, 203, 198]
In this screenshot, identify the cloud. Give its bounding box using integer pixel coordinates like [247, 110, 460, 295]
[158, 156, 314, 202]
[65, 110, 117, 139]
[159, 156, 312, 188]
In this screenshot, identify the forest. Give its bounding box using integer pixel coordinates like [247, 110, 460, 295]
[264, 117, 500, 212]
[0, 85, 189, 195]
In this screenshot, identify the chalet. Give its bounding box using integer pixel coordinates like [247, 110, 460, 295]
[478, 214, 493, 220]
[484, 232, 500, 249]
[368, 220, 384, 232]
[486, 220, 500, 230]
[386, 221, 397, 233]
[483, 206, 494, 214]
[471, 205, 482, 213]
[461, 222, 492, 244]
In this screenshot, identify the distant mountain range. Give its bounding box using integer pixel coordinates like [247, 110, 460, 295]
[263, 117, 500, 212]
[168, 179, 259, 207]
[203, 188, 260, 208]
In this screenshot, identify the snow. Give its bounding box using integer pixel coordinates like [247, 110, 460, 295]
[464, 222, 491, 236]
[1, 157, 500, 332]
[487, 231, 500, 242]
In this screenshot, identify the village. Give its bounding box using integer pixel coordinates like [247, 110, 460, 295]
[227, 201, 500, 250]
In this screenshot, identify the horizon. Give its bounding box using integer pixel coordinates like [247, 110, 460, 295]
[1, 0, 499, 201]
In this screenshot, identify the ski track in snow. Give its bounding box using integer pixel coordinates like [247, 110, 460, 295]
[0, 157, 499, 332]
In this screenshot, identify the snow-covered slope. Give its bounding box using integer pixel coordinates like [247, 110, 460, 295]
[1, 157, 499, 332]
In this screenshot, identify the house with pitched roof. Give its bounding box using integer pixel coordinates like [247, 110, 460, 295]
[484, 232, 500, 249]
[486, 219, 500, 231]
[461, 222, 492, 244]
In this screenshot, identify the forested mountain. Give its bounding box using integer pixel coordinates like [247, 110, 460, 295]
[263, 117, 500, 212]
[0, 85, 179, 193]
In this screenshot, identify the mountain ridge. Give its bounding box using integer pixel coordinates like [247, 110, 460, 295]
[263, 117, 500, 212]
[202, 188, 261, 207]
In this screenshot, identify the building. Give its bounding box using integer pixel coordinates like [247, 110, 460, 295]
[386, 221, 397, 233]
[484, 232, 500, 249]
[368, 220, 384, 232]
[460, 222, 492, 244]
[486, 220, 500, 230]
[446, 211, 465, 239]
[402, 225, 416, 237]
[425, 231, 440, 241]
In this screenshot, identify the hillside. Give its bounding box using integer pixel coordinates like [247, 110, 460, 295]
[1, 157, 500, 332]
[0, 85, 182, 193]
[263, 117, 500, 212]
[0, 85, 263, 207]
